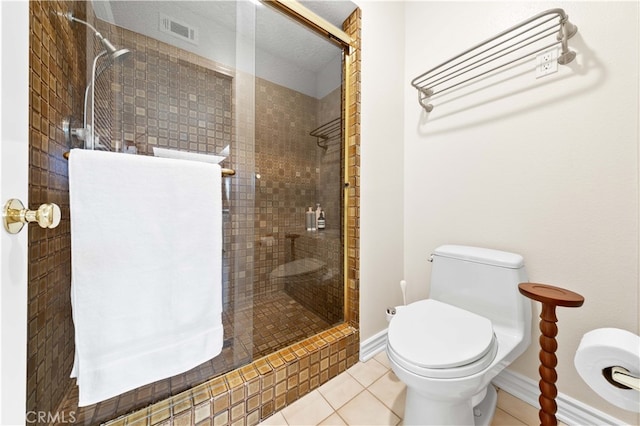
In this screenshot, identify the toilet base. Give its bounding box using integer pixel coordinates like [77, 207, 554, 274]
[472, 384, 497, 426]
[402, 384, 498, 426]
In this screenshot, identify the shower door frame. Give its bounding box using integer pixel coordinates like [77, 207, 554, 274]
[266, 0, 356, 326]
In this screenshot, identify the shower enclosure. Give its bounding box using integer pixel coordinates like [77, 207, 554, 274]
[50, 1, 351, 424]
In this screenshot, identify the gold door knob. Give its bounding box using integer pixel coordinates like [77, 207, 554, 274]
[3, 199, 61, 234]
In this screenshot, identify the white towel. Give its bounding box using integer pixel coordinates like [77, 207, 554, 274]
[68, 149, 223, 406]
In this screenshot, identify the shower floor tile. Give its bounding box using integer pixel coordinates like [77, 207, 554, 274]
[56, 290, 332, 425]
[251, 291, 333, 357]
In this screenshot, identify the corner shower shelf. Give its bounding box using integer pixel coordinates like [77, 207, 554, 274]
[310, 117, 341, 150]
[411, 8, 578, 112]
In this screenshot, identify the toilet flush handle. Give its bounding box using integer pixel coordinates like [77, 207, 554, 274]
[428, 254, 434, 262]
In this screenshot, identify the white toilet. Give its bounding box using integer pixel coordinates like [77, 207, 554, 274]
[387, 245, 532, 426]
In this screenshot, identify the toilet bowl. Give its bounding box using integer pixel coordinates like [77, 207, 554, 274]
[386, 245, 531, 425]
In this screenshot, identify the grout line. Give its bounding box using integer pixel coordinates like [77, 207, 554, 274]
[315, 390, 338, 426]
[317, 365, 370, 421]
[279, 404, 291, 426]
[335, 410, 350, 426]
[317, 360, 400, 425]
[318, 371, 365, 413]
[367, 372, 404, 419]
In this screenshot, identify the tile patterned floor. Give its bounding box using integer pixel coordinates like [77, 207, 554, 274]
[259, 351, 568, 426]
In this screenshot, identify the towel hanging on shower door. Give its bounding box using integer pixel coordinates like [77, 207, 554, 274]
[68, 149, 223, 406]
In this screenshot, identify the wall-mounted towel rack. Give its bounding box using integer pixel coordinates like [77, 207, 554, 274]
[63, 151, 236, 176]
[310, 118, 341, 150]
[412, 8, 578, 112]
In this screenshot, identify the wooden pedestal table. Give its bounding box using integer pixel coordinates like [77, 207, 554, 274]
[518, 283, 584, 426]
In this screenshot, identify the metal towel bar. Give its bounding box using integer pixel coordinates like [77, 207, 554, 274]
[63, 151, 236, 176]
[412, 8, 578, 112]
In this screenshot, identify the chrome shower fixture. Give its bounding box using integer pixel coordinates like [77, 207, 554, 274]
[59, 12, 131, 60]
[59, 11, 131, 150]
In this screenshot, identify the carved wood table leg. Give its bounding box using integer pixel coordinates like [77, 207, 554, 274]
[518, 283, 585, 426]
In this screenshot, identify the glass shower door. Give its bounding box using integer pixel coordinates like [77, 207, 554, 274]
[250, 4, 345, 355]
[57, 1, 346, 423]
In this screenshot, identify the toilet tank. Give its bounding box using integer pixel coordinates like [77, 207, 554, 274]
[429, 245, 530, 332]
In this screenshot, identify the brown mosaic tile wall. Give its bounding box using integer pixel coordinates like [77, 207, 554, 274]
[253, 78, 317, 297]
[253, 79, 343, 322]
[27, 1, 86, 424]
[344, 9, 361, 328]
[107, 30, 233, 157]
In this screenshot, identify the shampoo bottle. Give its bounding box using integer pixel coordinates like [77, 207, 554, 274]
[305, 207, 316, 231]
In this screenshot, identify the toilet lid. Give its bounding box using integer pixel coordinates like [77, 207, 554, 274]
[388, 299, 495, 369]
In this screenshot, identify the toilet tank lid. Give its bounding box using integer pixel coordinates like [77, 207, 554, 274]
[433, 245, 524, 268]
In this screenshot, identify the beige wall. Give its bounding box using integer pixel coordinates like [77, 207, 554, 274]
[359, 1, 639, 424]
[359, 1, 406, 341]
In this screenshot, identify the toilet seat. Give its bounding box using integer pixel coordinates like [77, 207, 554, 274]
[387, 299, 498, 379]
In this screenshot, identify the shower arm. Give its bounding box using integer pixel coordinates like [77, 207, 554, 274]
[61, 12, 118, 54]
[64, 13, 100, 36]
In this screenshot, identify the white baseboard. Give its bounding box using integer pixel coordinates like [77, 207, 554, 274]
[493, 369, 626, 426]
[360, 327, 626, 425]
[359, 328, 388, 361]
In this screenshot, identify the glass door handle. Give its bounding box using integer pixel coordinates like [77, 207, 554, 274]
[3, 199, 61, 234]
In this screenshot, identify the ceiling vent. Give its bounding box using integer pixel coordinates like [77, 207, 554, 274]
[159, 13, 198, 45]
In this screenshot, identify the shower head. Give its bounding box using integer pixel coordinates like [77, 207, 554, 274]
[94, 49, 130, 80]
[94, 46, 131, 79]
[60, 12, 130, 61]
[108, 46, 131, 62]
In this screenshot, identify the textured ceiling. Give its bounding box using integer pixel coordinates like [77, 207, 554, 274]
[299, 0, 358, 28]
[261, 1, 358, 71]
